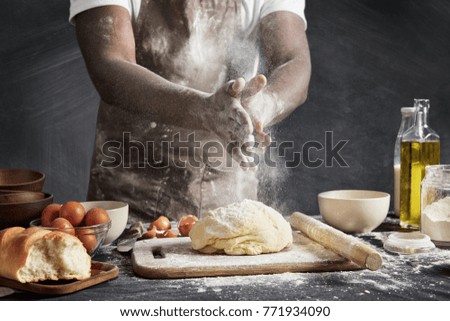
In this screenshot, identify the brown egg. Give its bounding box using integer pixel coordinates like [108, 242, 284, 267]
[178, 214, 198, 237]
[77, 233, 97, 254]
[157, 229, 178, 238]
[140, 227, 157, 240]
[179, 214, 198, 224]
[50, 217, 75, 235]
[149, 215, 171, 232]
[60, 201, 85, 226]
[85, 207, 110, 226]
[178, 223, 195, 237]
[41, 203, 62, 227]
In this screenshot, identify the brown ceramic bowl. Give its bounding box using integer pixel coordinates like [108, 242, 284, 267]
[0, 190, 45, 204]
[0, 193, 53, 229]
[0, 169, 45, 192]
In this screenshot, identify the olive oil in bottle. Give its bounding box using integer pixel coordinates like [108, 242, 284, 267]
[400, 141, 440, 228]
[400, 99, 440, 229]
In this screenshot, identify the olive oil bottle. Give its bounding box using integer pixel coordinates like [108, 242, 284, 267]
[400, 99, 440, 229]
[393, 107, 415, 216]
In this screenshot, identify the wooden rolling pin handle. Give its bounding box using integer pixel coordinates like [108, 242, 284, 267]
[290, 212, 382, 271]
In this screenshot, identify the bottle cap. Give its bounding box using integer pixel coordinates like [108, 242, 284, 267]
[383, 231, 435, 254]
[400, 107, 415, 114]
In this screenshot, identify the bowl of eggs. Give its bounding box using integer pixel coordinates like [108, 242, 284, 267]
[80, 201, 128, 245]
[30, 201, 112, 256]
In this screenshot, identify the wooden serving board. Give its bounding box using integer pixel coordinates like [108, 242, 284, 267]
[132, 231, 360, 279]
[0, 261, 119, 295]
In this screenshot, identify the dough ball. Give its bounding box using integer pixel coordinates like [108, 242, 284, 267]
[189, 199, 292, 255]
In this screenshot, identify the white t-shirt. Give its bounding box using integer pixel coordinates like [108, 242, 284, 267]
[69, 0, 307, 32]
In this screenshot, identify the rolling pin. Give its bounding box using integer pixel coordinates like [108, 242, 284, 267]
[290, 212, 383, 271]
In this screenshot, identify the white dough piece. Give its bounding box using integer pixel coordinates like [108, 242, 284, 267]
[189, 199, 292, 255]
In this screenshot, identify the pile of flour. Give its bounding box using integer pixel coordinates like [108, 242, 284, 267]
[422, 196, 450, 242]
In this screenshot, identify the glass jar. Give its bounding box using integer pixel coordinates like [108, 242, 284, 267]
[393, 107, 415, 216]
[400, 99, 440, 229]
[421, 165, 450, 247]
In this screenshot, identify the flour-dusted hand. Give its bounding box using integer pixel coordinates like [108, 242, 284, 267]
[240, 74, 272, 149]
[201, 78, 256, 166]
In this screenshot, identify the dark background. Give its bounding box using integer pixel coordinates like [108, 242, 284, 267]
[1, 0, 449, 215]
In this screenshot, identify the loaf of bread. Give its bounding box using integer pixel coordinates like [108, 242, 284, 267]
[0, 227, 91, 283]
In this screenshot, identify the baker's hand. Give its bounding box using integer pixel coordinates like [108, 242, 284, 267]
[240, 74, 272, 150]
[201, 78, 255, 166]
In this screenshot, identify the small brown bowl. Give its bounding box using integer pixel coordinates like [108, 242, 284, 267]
[0, 169, 45, 192]
[0, 193, 53, 229]
[0, 190, 45, 204]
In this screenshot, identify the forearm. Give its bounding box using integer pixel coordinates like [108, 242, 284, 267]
[87, 57, 209, 130]
[75, 6, 208, 130]
[262, 56, 310, 127]
[258, 11, 311, 128]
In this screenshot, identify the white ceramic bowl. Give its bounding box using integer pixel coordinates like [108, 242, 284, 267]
[318, 190, 390, 233]
[81, 201, 128, 245]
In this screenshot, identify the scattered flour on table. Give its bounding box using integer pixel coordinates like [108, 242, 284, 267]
[98, 229, 450, 300]
[179, 231, 450, 299]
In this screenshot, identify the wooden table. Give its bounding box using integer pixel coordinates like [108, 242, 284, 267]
[2, 216, 450, 301]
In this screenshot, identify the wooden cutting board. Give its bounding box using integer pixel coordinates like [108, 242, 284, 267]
[0, 261, 119, 295]
[132, 231, 360, 279]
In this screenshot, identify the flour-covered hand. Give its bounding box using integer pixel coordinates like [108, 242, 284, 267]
[240, 74, 273, 149]
[201, 78, 255, 165]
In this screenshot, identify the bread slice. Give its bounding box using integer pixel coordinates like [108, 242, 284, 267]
[0, 227, 91, 283]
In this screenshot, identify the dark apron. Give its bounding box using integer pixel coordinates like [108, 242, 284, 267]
[87, 0, 258, 221]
